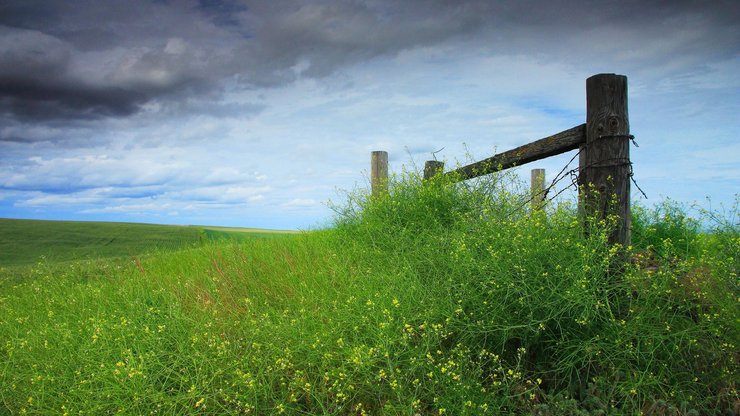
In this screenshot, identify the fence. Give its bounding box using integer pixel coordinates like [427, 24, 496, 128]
[371, 73, 632, 247]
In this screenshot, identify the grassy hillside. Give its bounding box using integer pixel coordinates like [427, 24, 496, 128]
[0, 218, 293, 267]
[199, 225, 298, 243]
[0, 174, 737, 414]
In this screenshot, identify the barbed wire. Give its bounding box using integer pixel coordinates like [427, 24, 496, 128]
[484, 134, 648, 220]
[431, 147, 445, 161]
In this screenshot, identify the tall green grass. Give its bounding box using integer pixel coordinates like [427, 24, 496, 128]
[0, 172, 737, 414]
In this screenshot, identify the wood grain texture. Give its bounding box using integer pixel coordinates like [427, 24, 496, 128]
[423, 160, 445, 180]
[447, 124, 586, 181]
[530, 168, 546, 211]
[579, 73, 631, 247]
[371, 151, 388, 197]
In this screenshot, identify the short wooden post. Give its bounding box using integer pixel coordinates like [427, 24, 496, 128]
[530, 168, 545, 211]
[579, 73, 631, 247]
[423, 161, 445, 180]
[371, 151, 388, 197]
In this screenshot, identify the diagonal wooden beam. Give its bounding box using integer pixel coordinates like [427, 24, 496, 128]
[447, 124, 586, 181]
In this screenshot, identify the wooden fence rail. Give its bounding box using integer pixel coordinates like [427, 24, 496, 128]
[445, 124, 586, 181]
[371, 73, 632, 247]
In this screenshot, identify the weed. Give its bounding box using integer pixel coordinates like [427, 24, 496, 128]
[0, 172, 737, 414]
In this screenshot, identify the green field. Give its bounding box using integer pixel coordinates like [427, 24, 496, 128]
[0, 175, 737, 414]
[0, 218, 294, 268]
[198, 225, 298, 243]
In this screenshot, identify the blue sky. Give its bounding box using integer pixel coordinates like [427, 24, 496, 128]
[1, 0, 738, 230]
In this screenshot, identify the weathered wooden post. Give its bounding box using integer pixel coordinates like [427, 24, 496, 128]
[530, 168, 545, 211]
[371, 151, 388, 197]
[423, 161, 445, 181]
[578, 73, 631, 247]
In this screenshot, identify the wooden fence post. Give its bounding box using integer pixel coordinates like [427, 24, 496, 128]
[424, 161, 445, 180]
[579, 73, 631, 247]
[371, 151, 388, 197]
[530, 168, 545, 211]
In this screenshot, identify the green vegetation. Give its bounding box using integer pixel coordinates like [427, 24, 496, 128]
[0, 172, 737, 414]
[199, 225, 298, 243]
[0, 218, 292, 268]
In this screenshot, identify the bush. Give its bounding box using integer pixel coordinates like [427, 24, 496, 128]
[329, 171, 738, 414]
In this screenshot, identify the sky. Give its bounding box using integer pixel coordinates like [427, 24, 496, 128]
[0, 0, 738, 230]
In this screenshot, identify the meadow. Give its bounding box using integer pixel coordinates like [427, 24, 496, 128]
[0, 172, 737, 415]
[0, 218, 291, 269]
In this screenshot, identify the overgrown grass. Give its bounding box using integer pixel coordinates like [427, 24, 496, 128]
[0, 172, 737, 414]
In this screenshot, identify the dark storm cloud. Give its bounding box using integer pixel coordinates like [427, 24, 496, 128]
[0, 1, 503, 122]
[0, 22, 207, 122]
[0, 1, 228, 121]
[0, 77, 146, 120]
[0, 0, 737, 123]
[233, 0, 496, 83]
[0, 135, 27, 143]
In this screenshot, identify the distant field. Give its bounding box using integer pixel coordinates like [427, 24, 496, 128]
[199, 225, 298, 234]
[199, 225, 298, 242]
[0, 218, 293, 267]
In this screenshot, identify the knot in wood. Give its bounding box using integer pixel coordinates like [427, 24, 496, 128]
[607, 115, 621, 132]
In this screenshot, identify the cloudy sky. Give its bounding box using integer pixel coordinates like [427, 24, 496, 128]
[1, 0, 738, 230]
